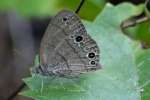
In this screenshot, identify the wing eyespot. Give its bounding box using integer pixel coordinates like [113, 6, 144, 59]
[88, 52, 95, 58]
[90, 60, 96, 65]
[75, 35, 83, 42]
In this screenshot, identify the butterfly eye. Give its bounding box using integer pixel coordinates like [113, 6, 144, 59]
[75, 35, 83, 42]
[88, 52, 95, 58]
[90, 61, 96, 65]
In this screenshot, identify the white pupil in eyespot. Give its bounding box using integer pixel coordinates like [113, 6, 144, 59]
[88, 52, 95, 58]
[75, 36, 83, 42]
[90, 61, 96, 65]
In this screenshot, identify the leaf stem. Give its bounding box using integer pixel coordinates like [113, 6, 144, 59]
[121, 16, 149, 28]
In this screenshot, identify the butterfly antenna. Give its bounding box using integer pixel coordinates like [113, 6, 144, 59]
[75, 0, 85, 14]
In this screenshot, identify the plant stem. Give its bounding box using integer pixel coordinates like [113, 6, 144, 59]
[75, 0, 85, 14]
[121, 16, 149, 28]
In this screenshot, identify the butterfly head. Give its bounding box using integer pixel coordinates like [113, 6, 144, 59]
[52, 10, 79, 27]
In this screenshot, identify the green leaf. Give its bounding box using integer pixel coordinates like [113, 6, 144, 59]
[78, 0, 106, 21]
[94, 3, 144, 27]
[121, 3, 150, 46]
[134, 46, 150, 100]
[126, 21, 150, 46]
[145, 0, 150, 18]
[22, 3, 143, 100]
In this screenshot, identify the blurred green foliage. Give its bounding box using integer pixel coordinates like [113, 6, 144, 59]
[125, 0, 150, 47]
[145, 0, 150, 18]
[0, 0, 106, 20]
[127, 21, 150, 46]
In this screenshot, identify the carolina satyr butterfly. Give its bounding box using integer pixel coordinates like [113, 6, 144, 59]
[31, 10, 101, 77]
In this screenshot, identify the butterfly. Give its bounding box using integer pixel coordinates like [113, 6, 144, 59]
[31, 10, 101, 77]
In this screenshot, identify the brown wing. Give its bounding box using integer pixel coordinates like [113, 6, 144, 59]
[39, 10, 101, 76]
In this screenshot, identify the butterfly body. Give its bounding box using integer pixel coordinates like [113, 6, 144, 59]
[32, 10, 101, 77]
